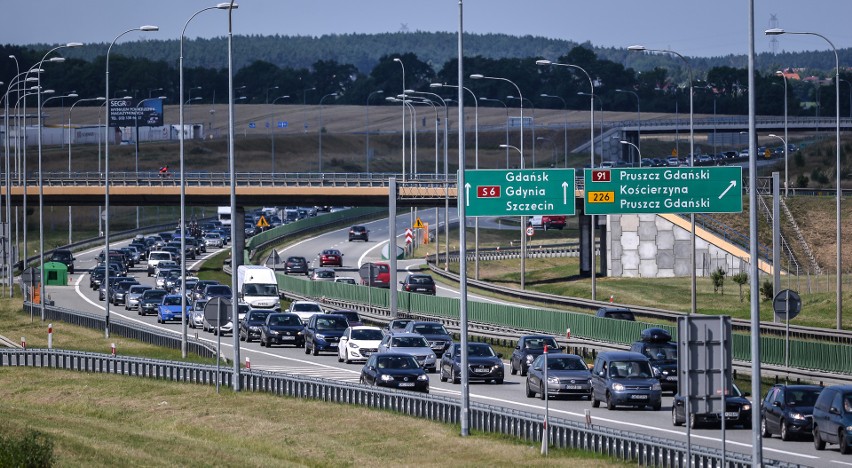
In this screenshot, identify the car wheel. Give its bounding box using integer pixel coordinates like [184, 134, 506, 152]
[539, 385, 546, 401]
[495, 379, 503, 385]
[652, 402, 661, 411]
[606, 392, 615, 410]
[312, 343, 319, 356]
[689, 414, 700, 429]
[260, 337, 266, 347]
[137, 310, 142, 316]
[452, 369, 460, 384]
[510, 362, 517, 375]
[672, 407, 683, 426]
[841, 431, 851, 455]
[157, 317, 162, 324]
[344, 351, 351, 365]
[245, 334, 252, 343]
[440, 368, 447, 382]
[814, 425, 825, 450]
[239, 331, 245, 341]
[592, 394, 600, 408]
[780, 420, 791, 441]
[761, 417, 771, 438]
[304, 343, 310, 355]
[520, 364, 527, 377]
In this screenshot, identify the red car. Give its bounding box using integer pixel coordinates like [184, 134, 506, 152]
[319, 249, 343, 267]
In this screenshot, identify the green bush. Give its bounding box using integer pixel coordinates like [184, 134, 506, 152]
[795, 175, 809, 188]
[760, 279, 774, 301]
[0, 429, 55, 467]
[711, 267, 726, 294]
[732, 272, 748, 302]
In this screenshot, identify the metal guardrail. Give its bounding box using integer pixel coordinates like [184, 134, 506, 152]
[22, 302, 218, 360]
[0, 348, 801, 467]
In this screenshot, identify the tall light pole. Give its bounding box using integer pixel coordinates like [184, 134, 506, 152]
[536, 59, 597, 300]
[226, 0, 241, 391]
[766, 27, 842, 328]
[105, 25, 159, 338]
[775, 71, 790, 197]
[181, 3, 234, 358]
[615, 89, 641, 165]
[470, 73, 530, 289]
[628, 45, 696, 315]
[506, 95, 534, 165]
[480, 97, 510, 167]
[619, 140, 642, 165]
[394, 58, 406, 182]
[536, 136, 557, 167]
[365, 90, 383, 172]
[302, 86, 315, 105]
[265, 85, 278, 104]
[540, 93, 568, 167]
[68, 96, 105, 244]
[318, 92, 338, 173]
[271, 94, 289, 173]
[37, 42, 81, 321]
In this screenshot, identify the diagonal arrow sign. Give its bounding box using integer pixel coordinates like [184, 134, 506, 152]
[718, 180, 736, 199]
[464, 183, 471, 207]
[562, 181, 569, 204]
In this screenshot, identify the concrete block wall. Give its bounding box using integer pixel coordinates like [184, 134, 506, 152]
[607, 214, 750, 278]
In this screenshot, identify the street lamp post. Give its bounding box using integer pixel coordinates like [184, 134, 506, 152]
[105, 25, 159, 338]
[775, 71, 789, 197]
[271, 94, 289, 173]
[265, 85, 278, 104]
[507, 95, 534, 165]
[540, 93, 568, 167]
[68, 96, 105, 244]
[365, 90, 383, 172]
[394, 58, 406, 183]
[470, 73, 529, 289]
[536, 59, 597, 300]
[536, 136, 557, 167]
[181, 3, 234, 358]
[615, 89, 641, 165]
[619, 140, 642, 165]
[628, 45, 696, 316]
[302, 86, 315, 105]
[767, 134, 788, 199]
[318, 92, 338, 172]
[766, 27, 842, 328]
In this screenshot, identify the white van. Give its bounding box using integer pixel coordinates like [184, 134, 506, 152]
[236, 265, 280, 309]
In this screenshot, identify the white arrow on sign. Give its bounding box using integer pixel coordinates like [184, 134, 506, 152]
[464, 183, 471, 206]
[562, 181, 570, 204]
[718, 180, 737, 199]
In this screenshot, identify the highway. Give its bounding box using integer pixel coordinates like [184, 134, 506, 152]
[40, 212, 846, 466]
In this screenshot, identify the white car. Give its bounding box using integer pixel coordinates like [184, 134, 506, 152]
[334, 276, 357, 285]
[311, 267, 336, 282]
[204, 233, 224, 248]
[338, 326, 384, 364]
[287, 300, 323, 322]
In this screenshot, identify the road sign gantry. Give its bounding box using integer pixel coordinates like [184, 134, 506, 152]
[583, 167, 743, 215]
[463, 169, 576, 217]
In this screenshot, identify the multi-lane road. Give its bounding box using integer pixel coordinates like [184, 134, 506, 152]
[41, 211, 849, 466]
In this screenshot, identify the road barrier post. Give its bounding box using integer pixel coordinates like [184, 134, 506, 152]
[21, 337, 25, 349]
[47, 324, 53, 349]
[111, 343, 116, 356]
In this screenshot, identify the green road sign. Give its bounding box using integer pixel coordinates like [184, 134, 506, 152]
[583, 167, 743, 215]
[463, 169, 576, 217]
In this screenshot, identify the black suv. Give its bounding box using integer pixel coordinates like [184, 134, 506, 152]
[348, 225, 369, 242]
[629, 328, 678, 393]
[50, 249, 75, 274]
[284, 256, 309, 275]
[761, 384, 822, 441]
[510, 335, 559, 376]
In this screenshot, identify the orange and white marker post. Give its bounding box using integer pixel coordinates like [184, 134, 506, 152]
[21, 337, 26, 350]
[47, 324, 53, 349]
[565, 328, 571, 340]
[245, 356, 251, 369]
[110, 343, 116, 356]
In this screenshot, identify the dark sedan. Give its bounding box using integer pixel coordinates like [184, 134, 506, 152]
[761, 384, 823, 441]
[510, 335, 560, 376]
[525, 353, 591, 400]
[673, 384, 752, 429]
[400, 273, 436, 295]
[360, 353, 429, 393]
[259, 313, 305, 348]
[439, 342, 503, 384]
[403, 321, 452, 357]
[284, 256, 309, 275]
[138, 289, 168, 316]
[239, 309, 273, 343]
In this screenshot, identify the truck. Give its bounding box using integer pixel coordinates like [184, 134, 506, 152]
[358, 262, 390, 288]
[217, 206, 232, 227]
[236, 265, 281, 310]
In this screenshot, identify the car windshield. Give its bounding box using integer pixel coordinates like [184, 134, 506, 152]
[352, 329, 383, 340]
[609, 361, 653, 378]
[315, 270, 334, 278]
[643, 345, 677, 361]
[244, 284, 278, 296]
[414, 323, 448, 335]
[547, 357, 588, 371]
[390, 320, 412, 330]
[248, 311, 271, 322]
[144, 290, 167, 300]
[337, 312, 359, 322]
[322, 250, 339, 256]
[163, 296, 182, 306]
[377, 356, 418, 369]
[409, 276, 434, 284]
[270, 315, 301, 326]
[51, 252, 71, 261]
[206, 286, 231, 296]
[293, 303, 322, 312]
[287, 257, 305, 264]
[788, 389, 821, 406]
[468, 344, 496, 357]
[525, 338, 558, 349]
[392, 336, 429, 348]
[316, 317, 348, 331]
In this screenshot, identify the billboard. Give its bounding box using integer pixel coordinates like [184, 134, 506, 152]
[108, 98, 163, 127]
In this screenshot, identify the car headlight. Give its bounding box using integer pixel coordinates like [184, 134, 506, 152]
[846, 425, 852, 432]
[348, 342, 359, 348]
[526, 355, 534, 363]
[316, 334, 325, 340]
[651, 382, 662, 391]
[269, 330, 279, 335]
[380, 374, 393, 382]
[741, 404, 751, 412]
[547, 376, 560, 385]
[249, 326, 260, 331]
[417, 374, 428, 381]
[492, 364, 501, 371]
[790, 412, 806, 421]
[612, 383, 625, 391]
[428, 354, 435, 361]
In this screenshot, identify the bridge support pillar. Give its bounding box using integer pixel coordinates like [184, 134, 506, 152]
[579, 210, 607, 278]
[234, 206, 246, 265]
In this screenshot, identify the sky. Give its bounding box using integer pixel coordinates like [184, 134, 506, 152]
[1, 1, 850, 58]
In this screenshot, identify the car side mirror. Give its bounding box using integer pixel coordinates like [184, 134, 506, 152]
[830, 407, 841, 415]
[598, 371, 606, 377]
[497, 353, 503, 358]
[743, 392, 751, 397]
[533, 365, 541, 371]
[515, 345, 521, 350]
[773, 400, 782, 407]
